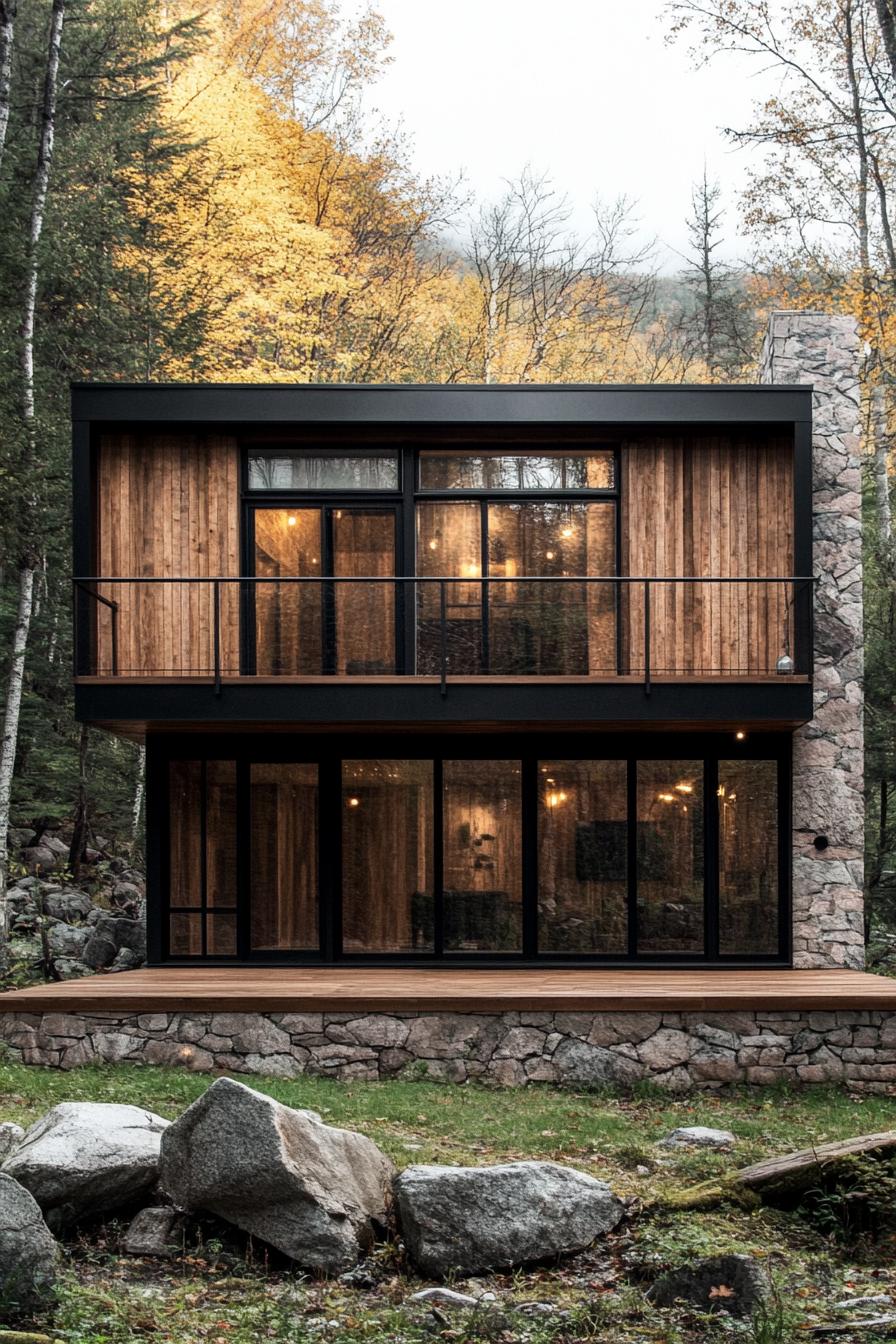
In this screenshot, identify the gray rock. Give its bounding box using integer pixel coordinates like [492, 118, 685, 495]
[109, 947, 142, 972]
[4, 1102, 169, 1229]
[42, 888, 93, 922]
[658, 1126, 736, 1150]
[393, 1161, 623, 1277]
[552, 1038, 644, 1088]
[82, 913, 145, 969]
[47, 922, 91, 959]
[0, 1173, 59, 1318]
[80, 933, 118, 969]
[0, 1123, 24, 1162]
[22, 844, 60, 874]
[408, 1287, 479, 1308]
[122, 1206, 184, 1258]
[647, 1253, 770, 1318]
[53, 957, 92, 980]
[158, 1077, 394, 1273]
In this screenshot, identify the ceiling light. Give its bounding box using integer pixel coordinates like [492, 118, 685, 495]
[287, 515, 297, 527]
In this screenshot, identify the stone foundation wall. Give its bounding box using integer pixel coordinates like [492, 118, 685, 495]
[4, 1008, 896, 1092]
[760, 310, 865, 969]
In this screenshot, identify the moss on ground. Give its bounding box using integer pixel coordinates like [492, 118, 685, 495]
[0, 1062, 895, 1342]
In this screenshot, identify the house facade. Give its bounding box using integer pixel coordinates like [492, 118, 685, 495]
[2, 307, 881, 1093]
[67, 310, 863, 975]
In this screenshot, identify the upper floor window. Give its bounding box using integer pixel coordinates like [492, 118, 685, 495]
[418, 449, 615, 491]
[247, 451, 399, 491]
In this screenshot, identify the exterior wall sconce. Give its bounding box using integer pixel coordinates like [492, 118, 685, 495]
[776, 652, 795, 674]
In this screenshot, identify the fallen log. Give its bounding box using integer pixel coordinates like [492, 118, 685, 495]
[662, 1129, 896, 1210]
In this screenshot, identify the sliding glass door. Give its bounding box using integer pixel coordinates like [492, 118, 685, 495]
[251, 506, 397, 675]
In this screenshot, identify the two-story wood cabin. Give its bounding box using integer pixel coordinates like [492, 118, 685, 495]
[4, 311, 889, 1091]
[71, 379, 815, 969]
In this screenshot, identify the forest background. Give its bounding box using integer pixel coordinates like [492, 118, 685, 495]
[1, 0, 894, 951]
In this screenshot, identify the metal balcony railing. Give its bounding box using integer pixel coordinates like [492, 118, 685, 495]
[73, 575, 814, 696]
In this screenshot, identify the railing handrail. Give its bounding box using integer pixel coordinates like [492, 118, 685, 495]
[72, 574, 817, 584]
[72, 573, 815, 691]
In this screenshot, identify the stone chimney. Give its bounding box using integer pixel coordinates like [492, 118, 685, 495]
[760, 311, 864, 968]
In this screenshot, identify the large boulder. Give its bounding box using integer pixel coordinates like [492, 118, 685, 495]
[0, 1174, 59, 1319]
[393, 1161, 624, 1277]
[647, 1254, 770, 1318]
[158, 1077, 395, 1274]
[4, 1102, 169, 1229]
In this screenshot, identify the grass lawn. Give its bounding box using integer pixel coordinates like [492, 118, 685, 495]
[2, 1062, 896, 1343]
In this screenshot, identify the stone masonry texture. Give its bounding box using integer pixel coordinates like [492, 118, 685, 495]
[4, 1008, 896, 1091]
[760, 311, 865, 969]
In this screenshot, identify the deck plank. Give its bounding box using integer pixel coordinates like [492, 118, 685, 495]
[1, 968, 896, 1015]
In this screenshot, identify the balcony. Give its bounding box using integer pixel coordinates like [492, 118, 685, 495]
[73, 575, 814, 730]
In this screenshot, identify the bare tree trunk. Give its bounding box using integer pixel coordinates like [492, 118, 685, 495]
[873, 382, 893, 544]
[0, 566, 35, 967]
[0, 0, 66, 967]
[68, 723, 89, 880]
[132, 745, 146, 841]
[0, 0, 17, 168]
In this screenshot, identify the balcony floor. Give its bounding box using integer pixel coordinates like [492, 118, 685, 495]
[1, 967, 895, 1015]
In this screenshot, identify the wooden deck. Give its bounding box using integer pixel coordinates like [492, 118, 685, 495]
[2, 968, 896, 1015]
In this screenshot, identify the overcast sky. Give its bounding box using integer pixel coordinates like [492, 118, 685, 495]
[362, 0, 775, 271]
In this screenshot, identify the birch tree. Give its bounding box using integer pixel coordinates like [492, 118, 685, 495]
[0, 0, 16, 166]
[0, 0, 65, 964]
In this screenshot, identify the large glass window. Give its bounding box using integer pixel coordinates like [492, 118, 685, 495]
[419, 449, 614, 490]
[637, 761, 704, 955]
[168, 760, 237, 957]
[254, 508, 322, 676]
[538, 760, 628, 953]
[443, 760, 523, 952]
[252, 507, 396, 675]
[163, 744, 784, 963]
[719, 759, 779, 955]
[250, 764, 319, 952]
[342, 761, 434, 953]
[248, 452, 398, 491]
[416, 502, 483, 674]
[487, 502, 615, 674]
[415, 500, 615, 675]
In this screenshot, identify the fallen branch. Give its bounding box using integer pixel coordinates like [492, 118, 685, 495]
[662, 1129, 896, 1210]
[804, 1317, 896, 1335]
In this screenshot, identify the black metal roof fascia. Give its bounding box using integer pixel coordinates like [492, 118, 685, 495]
[71, 382, 813, 426]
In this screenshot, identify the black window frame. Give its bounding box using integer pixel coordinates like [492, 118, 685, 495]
[241, 440, 621, 676]
[149, 730, 791, 968]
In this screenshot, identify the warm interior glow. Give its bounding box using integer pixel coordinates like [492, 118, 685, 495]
[346, 796, 360, 808]
[657, 792, 676, 803]
[546, 789, 568, 808]
[735, 731, 746, 741]
[462, 562, 480, 578]
[287, 515, 297, 527]
[674, 782, 693, 795]
[560, 526, 574, 539]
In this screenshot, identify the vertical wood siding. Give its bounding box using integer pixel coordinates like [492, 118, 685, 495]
[621, 434, 794, 675]
[96, 433, 240, 675]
